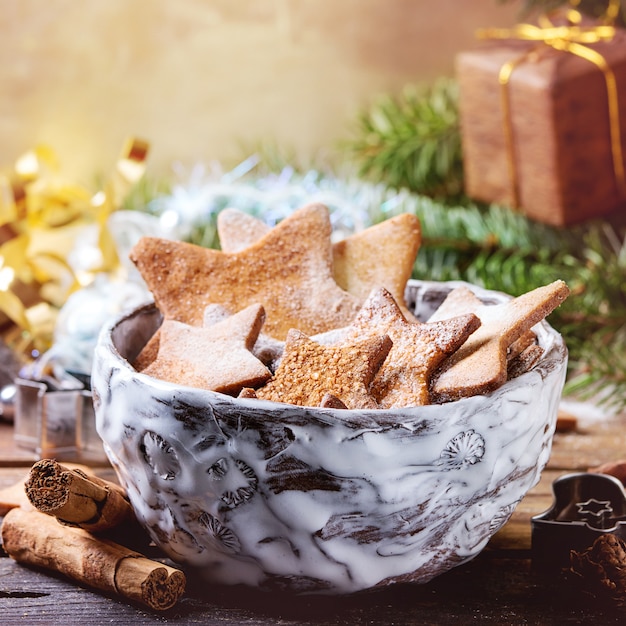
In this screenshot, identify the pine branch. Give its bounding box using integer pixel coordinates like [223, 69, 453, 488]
[344, 78, 463, 198]
[411, 200, 626, 409]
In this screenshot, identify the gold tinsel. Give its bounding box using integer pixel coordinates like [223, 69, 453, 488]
[0, 138, 149, 355]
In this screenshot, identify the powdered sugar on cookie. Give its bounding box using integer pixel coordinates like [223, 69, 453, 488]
[129, 205, 570, 409]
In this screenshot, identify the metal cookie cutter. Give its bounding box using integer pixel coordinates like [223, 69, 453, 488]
[531, 472, 626, 572]
[13, 372, 107, 463]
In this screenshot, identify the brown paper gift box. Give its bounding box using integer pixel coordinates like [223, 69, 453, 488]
[456, 29, 626, 226]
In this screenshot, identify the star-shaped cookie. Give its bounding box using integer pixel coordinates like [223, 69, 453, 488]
[254, 328, 392, 409]
[348, 287, 481, 408]
[430, 280, 570, 402]
[428, 285, 536, 360]
[331, 213, 421, 319]
[217, 208, 421, 319]
[217, 207, 270, 252]
[141, 302, 271, 394]
[133, 303, 233, 372]
[130, 203, 361, 340]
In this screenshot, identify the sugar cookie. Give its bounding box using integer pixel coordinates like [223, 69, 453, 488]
[254, 328, 392, 409]
[130, 203, 361, 340]
[217, 208, 421, 319]
[430, 280, 570, 402]
[142, 303, 271, 394]
[348, 287, 481, 408]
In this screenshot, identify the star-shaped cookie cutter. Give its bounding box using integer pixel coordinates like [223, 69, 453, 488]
[531, 472, 626, 573]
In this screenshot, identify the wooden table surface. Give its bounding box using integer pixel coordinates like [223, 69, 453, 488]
[1, 400, 626, 625]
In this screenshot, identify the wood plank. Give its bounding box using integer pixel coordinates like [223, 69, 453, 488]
[3, 550, 626, 625]
[0, 422, 112, 469]
[0, 423, 38, 467]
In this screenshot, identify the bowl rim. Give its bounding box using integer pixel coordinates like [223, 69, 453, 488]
[95, 278, 568, 421]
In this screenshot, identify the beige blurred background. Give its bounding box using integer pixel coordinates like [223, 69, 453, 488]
[1, 0, 518, 183]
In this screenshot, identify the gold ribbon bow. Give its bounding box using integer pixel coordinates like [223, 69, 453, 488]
[477, 0, 625, 207]
[0, 137, 149, 353]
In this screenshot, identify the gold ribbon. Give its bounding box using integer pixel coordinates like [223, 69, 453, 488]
[0, 137, 149, 353]
[477, 0, 625, 207]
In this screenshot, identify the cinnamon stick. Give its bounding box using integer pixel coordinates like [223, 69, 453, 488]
[24, 459, 134, 531]
[1, 508, 186, 611]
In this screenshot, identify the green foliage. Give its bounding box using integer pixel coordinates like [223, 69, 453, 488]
[548, 223, 626, 407]
[344, 78, 463, 199]
[407, 196, 626, 410]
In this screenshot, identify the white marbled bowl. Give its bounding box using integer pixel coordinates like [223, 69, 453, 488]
[92, 280, 567, 594]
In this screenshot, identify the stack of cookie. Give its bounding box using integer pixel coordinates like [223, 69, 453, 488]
[129, 204, 569, 409]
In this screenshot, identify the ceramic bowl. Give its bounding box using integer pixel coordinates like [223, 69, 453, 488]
[92, 279, 567, 594]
